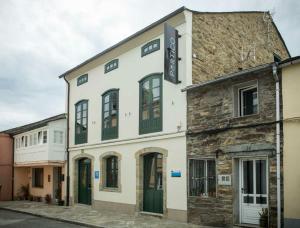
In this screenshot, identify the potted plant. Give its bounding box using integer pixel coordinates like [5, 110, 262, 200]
[18, 184, 29, 200]
[259, 208, 268, 228]
[54, 188, 61, 203]
[45, 194, 52, 204]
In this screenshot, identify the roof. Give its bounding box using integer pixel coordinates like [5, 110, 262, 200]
[182, 63, 274, 92]
[279, 56, 300, 68]
[59, 7, 289, 79]
[1, 113, 66, 136]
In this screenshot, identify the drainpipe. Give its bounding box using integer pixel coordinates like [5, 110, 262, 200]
[63, 76, 70, 206]
[12, 134, 14, 200]
[272, 63, 281, 228]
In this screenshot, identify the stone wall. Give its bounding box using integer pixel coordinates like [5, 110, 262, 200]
[186, 69, 282, 227]
[191, 12, 289, 84]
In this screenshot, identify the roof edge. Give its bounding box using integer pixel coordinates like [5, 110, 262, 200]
[1, 113, 67, 136]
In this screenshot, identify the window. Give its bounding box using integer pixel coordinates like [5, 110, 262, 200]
[106, 156, 118, 188]
[77, 74, 88, 86]
[189, 159, 216, 197]
[75, 100, 88, 144]
[25, 136, 28, 147]
[141, 39, 160, 57]
[32, 168, 44, 188]
[104, 59, 118, 73]
[33, 133, 37, 145]
[234, 81, 258, 117]
[54, 131, 63, 144]
[29, 135, 33, 146]
[43, 131, 47, 144]
[139, 73, 162, 134]
[102, 89, 119, 140]
[38, 131, 42, 144]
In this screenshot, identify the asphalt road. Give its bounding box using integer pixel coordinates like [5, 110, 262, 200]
[0, 209, 87, 228]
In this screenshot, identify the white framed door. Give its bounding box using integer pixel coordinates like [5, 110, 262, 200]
[240, 158, 268, 225]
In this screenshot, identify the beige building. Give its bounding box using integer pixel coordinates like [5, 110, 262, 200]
[281, 57, 300, 228]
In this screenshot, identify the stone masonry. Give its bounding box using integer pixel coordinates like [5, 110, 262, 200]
[186, 68, 283, 227]
[191, 12, 289, 84]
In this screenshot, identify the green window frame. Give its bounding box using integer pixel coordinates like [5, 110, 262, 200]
[75, 100, 88, 144]
[139, 73, 162, 134]
[105, 59, 119, 73]
[141, 39, 160, 57]
[106, 156, 118, 188]
[102, 89, 119, 140]
[77, 74, 88, 86]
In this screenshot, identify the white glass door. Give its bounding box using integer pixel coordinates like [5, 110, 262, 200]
[240, 159, 268, 224]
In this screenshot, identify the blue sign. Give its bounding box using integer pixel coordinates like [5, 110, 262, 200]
[95, 171, 100, 179]
[171, 170, 181, 177]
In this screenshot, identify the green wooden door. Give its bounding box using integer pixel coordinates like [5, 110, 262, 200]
[143, 153, 163, 213]
[78, 158, 91, 205]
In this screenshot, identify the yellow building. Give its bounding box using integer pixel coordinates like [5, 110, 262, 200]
[281, 56, 300, 227]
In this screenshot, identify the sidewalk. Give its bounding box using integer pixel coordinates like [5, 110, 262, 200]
[0, 201, 208, 228]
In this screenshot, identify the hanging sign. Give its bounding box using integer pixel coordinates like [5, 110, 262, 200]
[164, 23, 179, 84]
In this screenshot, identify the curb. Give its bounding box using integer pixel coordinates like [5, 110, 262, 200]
[0, 207, 105, 228]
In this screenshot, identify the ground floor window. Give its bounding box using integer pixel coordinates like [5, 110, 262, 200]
[106, 156, 118, 188]
[32, 168, 44, 188]
[189, 159, 216, 197]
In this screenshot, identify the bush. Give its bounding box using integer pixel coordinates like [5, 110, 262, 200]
[45, 194, 52, 204]
[17, 184, 29, 200]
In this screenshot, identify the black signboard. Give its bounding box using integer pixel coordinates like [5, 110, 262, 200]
[164, 23, 179, 84]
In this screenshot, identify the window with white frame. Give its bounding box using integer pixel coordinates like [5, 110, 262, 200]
[38, 131, 42, 144]
[53, 131, 63, 144]
[189, 159, 216, 197]
[33, 133, 37, 145]
[234, 81, 258, 117]
[43, 131, 47, 144]
[25, 136, 28, 147]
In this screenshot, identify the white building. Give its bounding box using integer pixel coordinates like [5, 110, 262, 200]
[4, 114, 67, 202]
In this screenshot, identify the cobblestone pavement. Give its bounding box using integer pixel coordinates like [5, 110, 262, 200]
[0, 201, 212, 228]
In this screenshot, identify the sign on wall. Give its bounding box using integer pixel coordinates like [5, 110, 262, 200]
[95, 171, 100, 179]
[171, 170, 181, 177]
[164, 23, 179, 84]
[218, 174, 231, 185]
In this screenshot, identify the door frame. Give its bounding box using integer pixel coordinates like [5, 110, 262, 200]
[135, 147, 168, 215]
[239, 157, 269, 224]
[72, 153, 94, 206]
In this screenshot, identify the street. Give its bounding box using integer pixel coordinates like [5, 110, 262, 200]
[0, 209, 87, 228]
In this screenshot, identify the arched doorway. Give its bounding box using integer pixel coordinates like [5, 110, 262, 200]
[143, 153, 163, 213]
[78, 158, 91, 205]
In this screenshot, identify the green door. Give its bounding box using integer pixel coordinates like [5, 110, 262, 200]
[78, 158, 91, 205]
[143, 153, 163, 213]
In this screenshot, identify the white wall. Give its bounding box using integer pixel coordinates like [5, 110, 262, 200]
[68, 21, 190, 147]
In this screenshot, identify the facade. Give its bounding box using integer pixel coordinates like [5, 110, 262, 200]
[59, 7, 289, 224]
[0, 133, 13, 201]
[281, 57, 300, 228]
[2, 114, 67, 202]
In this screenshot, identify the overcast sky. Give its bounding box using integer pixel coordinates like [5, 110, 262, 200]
[0, 0, 299, 131]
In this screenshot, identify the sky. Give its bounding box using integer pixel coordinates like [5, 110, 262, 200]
[0, 0, 299, 131]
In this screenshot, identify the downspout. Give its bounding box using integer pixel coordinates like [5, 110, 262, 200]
[272, 63, 281, 228]
[63, 76, 70, 206]
[11, 134, 14, 200]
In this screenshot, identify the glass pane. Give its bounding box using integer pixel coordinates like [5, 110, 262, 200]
[82, 102, 87, 110]
[156, 154, 163, 190]
[104, 118, 110, 128]
[242, 87, 257, 115]
[256, 196, 267, 204]
[77, 105, 82, 112]
[152, 87, 160, 99]
[77, 111, 81, 119]
[82, 118, 87, 127]
[148, 157, 156, 188]
[207, 160, 216, 197]
[189, 160, 205, 196]
[153, 102, 160, 118]
[142, 80, 149, 90]
[142, 105, 149, 120]
[111, 115, 117, 127]
[153, 78, 160, 88]
[256, 160, 267, 194]
[244, 196, 254, 203]
[104, 103, 109, 112]
[104, 111, 109, 118]
[82, 110, 87, 118]
[243, 160, 253, 194]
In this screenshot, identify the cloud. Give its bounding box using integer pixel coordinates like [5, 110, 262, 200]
[0, 0, 299, 130]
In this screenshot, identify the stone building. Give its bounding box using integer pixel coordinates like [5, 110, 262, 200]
[184, 63, 284, 227]
[58, 6, 289, 225]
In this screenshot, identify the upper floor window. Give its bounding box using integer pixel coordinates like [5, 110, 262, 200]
[105, 59, 118, 73]
[25, 136, 28, 147]
[75, 100, 88, 144]
[43, 131, 47, 144]
[106, 156, 118, 188]
[102, 89, 119, 140]
[54, 130, 64, 144]
[234, 81, 258, 117]
[38, 131, 42, 144]
[77, 74, 88, 86]
[189, 159, 216, 197]
[139, 73, 162, 134]
[141, 39, 160, 57]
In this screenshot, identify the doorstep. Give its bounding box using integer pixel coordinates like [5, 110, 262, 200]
[139, 211, 163, 218]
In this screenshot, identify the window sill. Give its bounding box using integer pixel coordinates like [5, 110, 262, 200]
[99, 186, 121, 193]
[32, 186, 44, 189]
[232, 113, 260, 120]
